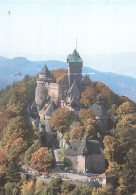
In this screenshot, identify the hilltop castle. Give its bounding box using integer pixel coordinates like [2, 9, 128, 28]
[35, 49, 108, 135]
[34, 49, 108, 173]
[35, 49, 92, 110]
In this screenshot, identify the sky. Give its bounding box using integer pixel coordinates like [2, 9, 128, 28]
[0, 0, 136, 61]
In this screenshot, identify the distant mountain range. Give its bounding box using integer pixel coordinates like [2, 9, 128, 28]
[83, 52, 136, 78]
[0, 56, 136, 102]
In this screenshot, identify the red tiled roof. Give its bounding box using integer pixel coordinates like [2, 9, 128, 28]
[98, 172, 115, 178]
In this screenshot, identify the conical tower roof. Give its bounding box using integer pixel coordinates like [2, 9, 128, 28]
[39, 65, 51, 77]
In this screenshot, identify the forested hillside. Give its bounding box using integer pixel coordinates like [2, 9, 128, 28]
[0, 74, 135, 194]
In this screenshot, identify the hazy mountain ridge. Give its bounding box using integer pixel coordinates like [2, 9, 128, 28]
[83, 52, 136, 78]
[0, 56, 136, 102]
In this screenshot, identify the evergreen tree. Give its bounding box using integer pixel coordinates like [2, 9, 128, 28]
[5, 159, 20, 183]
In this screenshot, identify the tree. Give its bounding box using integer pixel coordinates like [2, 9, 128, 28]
[79, 109, 95, 124]
[23, 75, 37, 106]
[72, 184, 92, 195]
[0, 110, 15, 139]
[108, 104, 119, 128]
[24, 140, 41, 166]
[1, 115, 33, 147]
[118, 149, 136, 195]
[115, 126, 136, 159]
[0, 150, 8, 187]
[5, 159, 20, 182]
[61, 181, 75, 194]
[92, 184, 113, 195]
[7, 85, 27, 115]
[35, 181, 47, 195]
[4, 182, 21, 195]
[21, 180, 35, 195]
[51, 69, 67, 83]
[51, 107, 72, 132]
[80, 86, 98, 107]
[78, 109, 99, 140]
[117, 101, 135, 116]
[70, 123, 85, 142]
[8, 137, 27, 160]
[4, 133, 17, 155]
[85, 118, 99, 140]
[64, 157, 72, 167]
[0, 150, 8, 167]
[30, 147, 53, 172]
[116, 113, 136, 132]
[93, 81, 121, 109]
[45, 178, 62, 195]
[103, 136, 124, 175]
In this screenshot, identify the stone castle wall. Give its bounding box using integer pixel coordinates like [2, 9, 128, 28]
[45, 115, 52, 132]
[65, 155, 78, 170]
[57, 132, 69, 149]
[66, 154, 105, 173]
[85, 154, 105, 173]
[95, 116, 108, 133]
[77, 155, 86, 172]
[46, 82, 59, 98]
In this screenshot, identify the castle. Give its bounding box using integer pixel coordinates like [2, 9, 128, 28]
[34, 49, 108, 173]
[35, 49, 108, 135]
[35, 49, 92, 110]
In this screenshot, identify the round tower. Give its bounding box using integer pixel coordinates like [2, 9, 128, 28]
[35, 66, 48, 106]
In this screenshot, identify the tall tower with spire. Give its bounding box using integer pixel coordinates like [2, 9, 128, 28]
[67, 49, 83, 91]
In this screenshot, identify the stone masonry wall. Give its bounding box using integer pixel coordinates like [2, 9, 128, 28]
[45, 116, 52, 132]
[85, 154, 105, 173]
[47, 83, 59, 97]
[77, 155, 85, 172]
[57, 132, 69, 149]
[65, 155, 78, 170]
[35, 82, 48, 106]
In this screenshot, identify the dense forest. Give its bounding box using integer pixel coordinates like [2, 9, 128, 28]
[0, 70, 135, 194]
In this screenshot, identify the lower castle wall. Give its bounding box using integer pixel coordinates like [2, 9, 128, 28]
[65, 155, 78, 170]
[77, 155, 85, 172]
[85, 154, 105, 173]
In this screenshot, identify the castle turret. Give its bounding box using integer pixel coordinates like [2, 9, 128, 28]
[35, 65, 53, 106]
[67, 49, 83, 91]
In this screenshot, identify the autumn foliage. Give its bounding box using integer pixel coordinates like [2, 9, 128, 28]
[117, 101, 135, 116]
[30, 147, 53, 172]
[51, 69, 67, 83]
[51, 107, 72, 132]
[80, 86, 98, 107]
